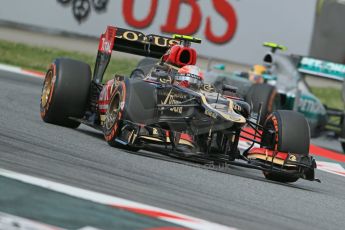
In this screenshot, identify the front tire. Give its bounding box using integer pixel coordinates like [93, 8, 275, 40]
[104, 82, 126, 146]
[261, 110, 310, 183]
[263, 171, 299, 183]
[104, 79, 156, 149]
[40, 58, 91, 128]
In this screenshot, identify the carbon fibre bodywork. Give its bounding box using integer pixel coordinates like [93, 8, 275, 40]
[40, 27, 318, 183]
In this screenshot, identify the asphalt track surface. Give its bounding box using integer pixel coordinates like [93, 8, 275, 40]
[1, 70, 345, 230]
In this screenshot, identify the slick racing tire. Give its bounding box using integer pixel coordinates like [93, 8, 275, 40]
[103, 81, 135, 150]
[40, 58, 91, 128]
[129, 68, 146, 80]
[263, 171, 300, 183]
[104, 79, 156, 149]
[261, 110, 310, 183]
[245, 84, 279, 125]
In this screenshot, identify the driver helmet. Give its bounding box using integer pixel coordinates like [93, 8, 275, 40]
[249, 64, 266, 84]
[175, 65, 203, 89]
[253, 64, 266, 75]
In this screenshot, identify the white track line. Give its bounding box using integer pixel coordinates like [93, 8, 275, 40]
[0, 211, 65, 230]
[317, 161, 345, 178]
[0, 168, 236, 230]
[0, 63, 44, 78]
[0, 63, 236, 229]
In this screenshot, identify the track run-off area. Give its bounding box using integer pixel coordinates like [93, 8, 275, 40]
[1, 67, 345, 230]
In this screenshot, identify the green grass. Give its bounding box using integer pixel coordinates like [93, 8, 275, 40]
[0, 39, 344, 110]
[310, 87, 344, 110]
[0, 39, 138, 82]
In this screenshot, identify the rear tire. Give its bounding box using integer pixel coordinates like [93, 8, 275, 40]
[261, 110, 310, 183]
[129, 57, 158, 79]
[246, 84, 279, 125]
[135, 57, 158, 76]
[40, 58, 91, 128]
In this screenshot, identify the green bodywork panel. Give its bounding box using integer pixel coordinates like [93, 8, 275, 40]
[283, 94, 326, 121]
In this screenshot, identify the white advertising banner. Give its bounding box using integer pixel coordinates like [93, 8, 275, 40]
[0, 0, 317, 64]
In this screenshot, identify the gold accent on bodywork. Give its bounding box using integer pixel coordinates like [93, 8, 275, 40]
[289, 154, 297, 161]
[152, 128, 159, 135]
[132, 134, 138, 144]
[202, 84, 215, 92]
[140, 136, 163, 142]
[159, 76, 172, 84]
[247, 154, 296, 167]
[178, 139, 194, 147]
[100, 115, 106, 123]
[139, 136, 194, 147]
[128, 130, 135, 144]
[199, 93, 246, 123]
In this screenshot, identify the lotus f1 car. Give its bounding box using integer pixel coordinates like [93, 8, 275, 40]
[40, 27, 318, 183]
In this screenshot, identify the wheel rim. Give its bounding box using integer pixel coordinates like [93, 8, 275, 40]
[104, 91, 121, 130]
[41, 70, 53, 108]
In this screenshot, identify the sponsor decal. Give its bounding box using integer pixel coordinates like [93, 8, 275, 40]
[298, 96, 325, 115]
[57, 0, 109, 23]
[298, 57, 345, 80]
[99, 26, 116, 53]
[159, 76, 173, 84]
[101, 39, 111, 53]
[126, 0, 238, 44]
[152, 128, 159, 136]
[160, 89, 187, 114]
[58, 0, 238, 44]
[202, 83, 215, 92]
[289, 154, 297, 161]
[115, 29, 179, 48]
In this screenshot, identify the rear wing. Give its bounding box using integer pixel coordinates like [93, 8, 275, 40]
[98, 26, 179, 58]
[93, 26, 181, 83]
[297, 57, 345, 81]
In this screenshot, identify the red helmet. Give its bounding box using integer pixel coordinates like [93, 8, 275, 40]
[175, 65, 203, 88]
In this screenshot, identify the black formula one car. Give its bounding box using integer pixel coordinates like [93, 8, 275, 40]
[40, 26, 318, 183]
